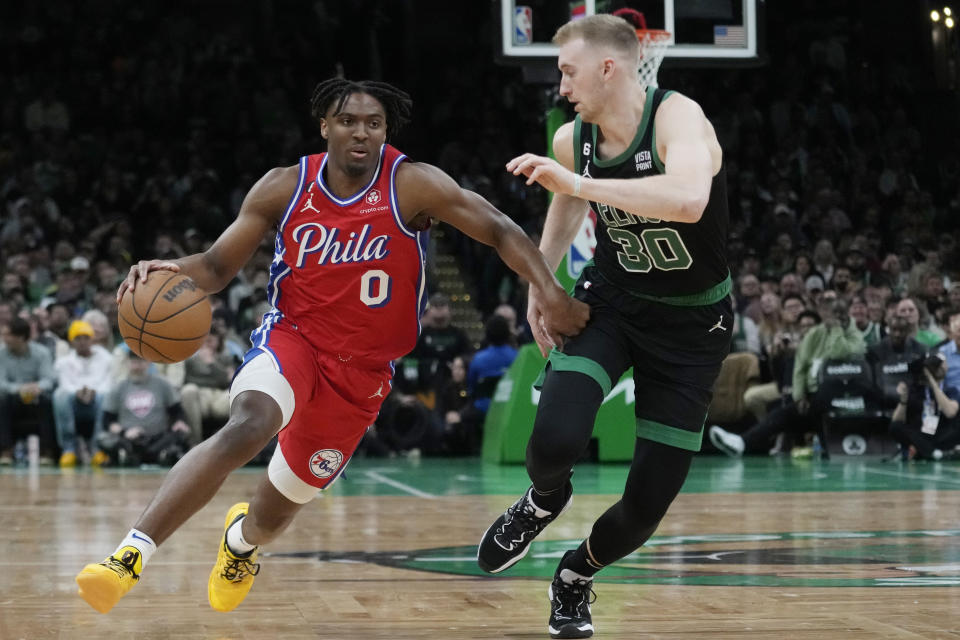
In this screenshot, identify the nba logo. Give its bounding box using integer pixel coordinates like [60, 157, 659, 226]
[566, 209, 597, 279]
[514, 6, 532, 45]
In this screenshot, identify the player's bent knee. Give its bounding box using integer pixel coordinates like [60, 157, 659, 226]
[267, 446, 319, 504]
[229, 351, 296, 428]
[527, 372, 604, 477]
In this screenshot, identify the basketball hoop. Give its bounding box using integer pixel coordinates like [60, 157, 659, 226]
[613, 9, 671, 88]
[636, 28, 671, 88]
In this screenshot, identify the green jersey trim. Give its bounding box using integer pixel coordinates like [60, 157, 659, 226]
[636, 417, 704, 451]
[592, 270, 732, 307]
[573, 115, 583, 175]
[540, 349, 612, 397]
[591, 86, 656, 168]
[650, 90, 675, 174]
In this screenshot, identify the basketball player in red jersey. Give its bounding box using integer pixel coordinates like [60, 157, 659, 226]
[75, 78, 589, 615]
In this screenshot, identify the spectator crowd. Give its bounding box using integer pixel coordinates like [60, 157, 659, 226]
[0, 2, 958, 465]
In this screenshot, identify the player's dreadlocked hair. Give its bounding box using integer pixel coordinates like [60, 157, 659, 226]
[310, 78, 413, 139]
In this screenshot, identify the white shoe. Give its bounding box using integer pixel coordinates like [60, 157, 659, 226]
[709, 425, 745, 457]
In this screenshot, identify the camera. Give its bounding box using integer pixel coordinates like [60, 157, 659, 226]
[908, 352, 946, 379]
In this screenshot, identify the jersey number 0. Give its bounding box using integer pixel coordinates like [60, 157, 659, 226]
[360, 269, 391, 307]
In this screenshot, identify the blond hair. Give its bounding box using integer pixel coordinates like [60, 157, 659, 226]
[553, 14, 640, 60]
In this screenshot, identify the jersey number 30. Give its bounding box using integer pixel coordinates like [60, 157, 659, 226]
[607, 227, 692, 273]
[360, 269, 391, 307]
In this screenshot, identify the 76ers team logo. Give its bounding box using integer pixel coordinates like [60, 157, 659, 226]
[309, 449, 344, 479]
[365, 189, 382, 205]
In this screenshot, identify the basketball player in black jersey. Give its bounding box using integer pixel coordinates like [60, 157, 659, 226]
[477, 14, 731, 639]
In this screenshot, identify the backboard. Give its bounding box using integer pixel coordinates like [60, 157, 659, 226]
[496, 0, 764, 65]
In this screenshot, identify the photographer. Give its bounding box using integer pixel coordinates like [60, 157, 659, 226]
[867, 315, 927, 411]
[711, 296, 865, 457]
[889, 352, 960, 461]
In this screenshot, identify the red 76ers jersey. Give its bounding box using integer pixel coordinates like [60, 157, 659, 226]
[249, 144, 427, 365]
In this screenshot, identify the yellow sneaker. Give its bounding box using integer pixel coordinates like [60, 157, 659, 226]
[208, 502, 260, 612]
[90, 451, 110, 467]
[76, 547, 142, 613]
[59, 451, 77, 468]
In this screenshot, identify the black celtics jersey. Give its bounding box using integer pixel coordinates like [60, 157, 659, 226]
[574, 86, 729, 301]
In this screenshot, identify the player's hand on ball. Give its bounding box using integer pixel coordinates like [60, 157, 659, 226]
[117, 259, 181, 303]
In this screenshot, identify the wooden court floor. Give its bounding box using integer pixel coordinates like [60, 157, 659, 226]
[2, 455, 960, 639]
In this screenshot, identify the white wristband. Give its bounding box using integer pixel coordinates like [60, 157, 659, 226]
[573, 174, 581, 197]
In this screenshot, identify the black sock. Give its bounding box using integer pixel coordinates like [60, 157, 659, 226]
[531, 481, 571, 513]
[562, 540, 604, 578]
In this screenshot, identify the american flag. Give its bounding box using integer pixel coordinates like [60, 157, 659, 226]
[714, 25, 746, 47]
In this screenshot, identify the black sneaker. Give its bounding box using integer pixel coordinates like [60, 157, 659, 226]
[548, 552, 596, 639]
[477, 484, 571, 573]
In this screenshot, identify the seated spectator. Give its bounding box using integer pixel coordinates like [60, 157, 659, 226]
[737, 273, 762, 323]
[180, 332, 235, 445]
[897, 296, 945, 348]
[830, 265, 856, 297]
[919, 270, 947, 319]
[757, 292, 783, 355]
[889, 352, 960, 460]
[948, 283, 960, 315]
[868, 315, 928, 412]
[468, 315, 518, 415]
[437, 355, 480, 454]
[730, 294, 761, 355]
[849, 294, 881, 345]
[211, 306, 247, 362]
[81, 308, 115, 351]
[881, 253, 910, 297]
[940, 311, 960, 395]
[53, 320, 112, 467]
[812, 239, 836, 286]
[98, 352, 191, 466]
[403, 293, 471, 408]
[779, 272, 805, 299]
[711, 296, 865, 456]
[30, 305, 68, 359]
[0, 317, 57, 464]
[744, 307, 819, 422]
[805, 274, 826, 308]
[492, 303, 521, 347]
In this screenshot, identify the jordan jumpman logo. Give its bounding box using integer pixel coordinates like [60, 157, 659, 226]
[708, 315, 728, 333]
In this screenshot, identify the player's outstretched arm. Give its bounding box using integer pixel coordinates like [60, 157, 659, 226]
[117, 166, 297, 302]
[535, 122, 591, 272]
[521, 122, 591, 355]
[397, 162, 589, 352]
[507, 94, 717, 224]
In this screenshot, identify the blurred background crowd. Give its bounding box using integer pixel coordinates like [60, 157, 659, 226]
[1, 0, 958, 467]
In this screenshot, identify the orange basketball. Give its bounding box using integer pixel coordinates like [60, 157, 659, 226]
[117, 270, 212, 364]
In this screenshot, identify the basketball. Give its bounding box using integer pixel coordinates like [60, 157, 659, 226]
[117, 270, 212, 364]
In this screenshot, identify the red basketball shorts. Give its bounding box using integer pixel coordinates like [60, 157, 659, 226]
[232, 323, 391, 494]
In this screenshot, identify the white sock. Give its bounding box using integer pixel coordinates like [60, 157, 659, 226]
[559, 567, 593, 585]
[225, 516, 256, 555]
[115, 528, 157, 567]
[527, 489, 555, 518]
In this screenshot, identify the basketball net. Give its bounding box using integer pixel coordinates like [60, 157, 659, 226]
[636, 28, 671, 88]
[613, 9, 671, 88]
